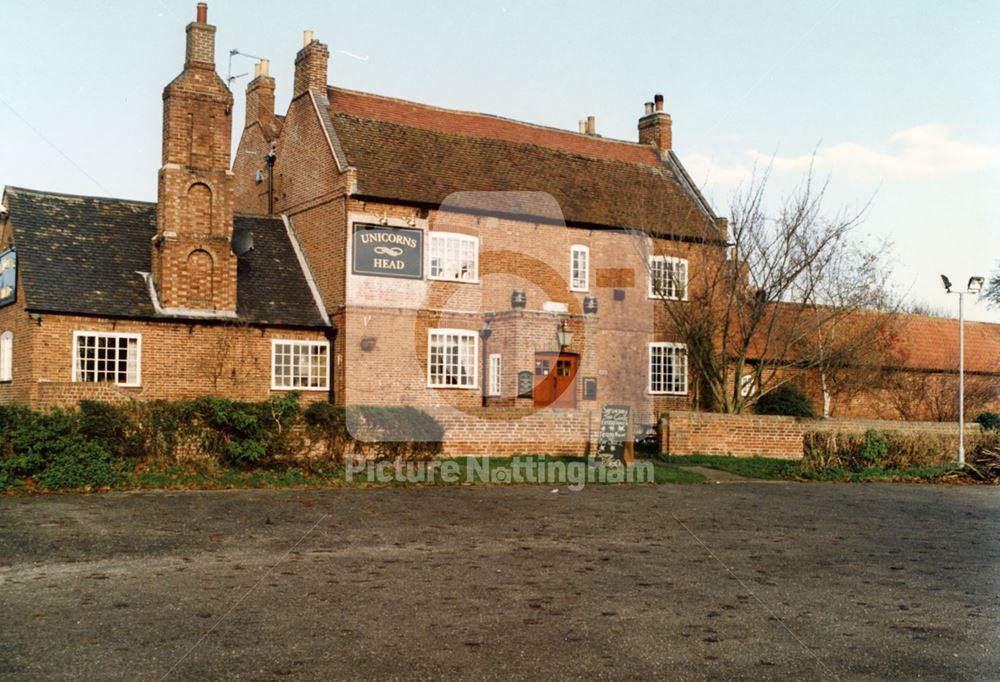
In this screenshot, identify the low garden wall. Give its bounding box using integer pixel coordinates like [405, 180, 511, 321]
[431, 408, 595, 456]
[660, 411, 983, 459]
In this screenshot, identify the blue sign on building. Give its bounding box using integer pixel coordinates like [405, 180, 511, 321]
[0, 249, 15, 308]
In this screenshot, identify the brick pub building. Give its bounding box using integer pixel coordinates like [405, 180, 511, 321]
[1, 5, 997, 453]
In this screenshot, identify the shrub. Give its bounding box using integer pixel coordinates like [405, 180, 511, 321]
[0, 406, 116, 490]
[190, 393, 302, 467]
[755, 384, 817, 418]
[858, 429, 888, 465]
[802, 429, 997, 473]
[975, 412, 1000, 433]
[302, 402, 351, 466]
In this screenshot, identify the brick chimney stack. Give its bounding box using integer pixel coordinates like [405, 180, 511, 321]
[153, 3, 237, 314]
[638, 93, 672, 153]
[245, 59, 276, 129]
[294, 31, 330, 98]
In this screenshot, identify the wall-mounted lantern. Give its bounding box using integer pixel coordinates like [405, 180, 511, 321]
[583, 295, 598, 315]
[511, 290, 526, 309]
[556, 319, 573, 348]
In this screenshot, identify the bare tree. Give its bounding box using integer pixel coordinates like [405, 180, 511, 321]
[639, 162, 896, 414]
[794, 235, 901, 417]
[984, 267, 1000, 308]
[887, 370, 1000, 422]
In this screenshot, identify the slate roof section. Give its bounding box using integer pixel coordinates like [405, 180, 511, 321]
[3, 187, 327, 328]
[328, 112, 718, 239]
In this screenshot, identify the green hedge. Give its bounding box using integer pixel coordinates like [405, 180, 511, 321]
[0, 395, 443, 491]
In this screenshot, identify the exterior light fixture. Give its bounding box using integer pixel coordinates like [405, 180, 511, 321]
[556, 319, 573, 348]
[941, 273, 985, 465]
[511, 290, 526, 309]
[478, 321, 493, 342]
[583, 295, 598, 315]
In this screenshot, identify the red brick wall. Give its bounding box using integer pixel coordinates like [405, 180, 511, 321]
[431, 407, 594, 456]
[661, 410, 984, 459]
[0, 309, 329, 409]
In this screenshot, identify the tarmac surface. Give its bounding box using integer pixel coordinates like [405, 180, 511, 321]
[1, 482, 998, 680]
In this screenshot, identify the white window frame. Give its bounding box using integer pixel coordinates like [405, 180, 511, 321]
[488, 353, 502, 396]
[648, 342, 688, 395]
[569, 245, 589, 292]
[648, 255, 689, 300]
[271, 340, 330, 391]
[428, 232, 479, 283]
[427, 328, 478, 389]
[72, 331, 142, 387]
[0, 331, 11, 382]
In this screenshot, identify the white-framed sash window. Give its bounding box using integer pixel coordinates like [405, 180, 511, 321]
[428, 329, 478, 388]
[648, 342, 688, 395]
[0, 331, 12, 382]
[271, 340, 330, 391]
[73, 332, 141, 387]
[570, 245, 589, 292]
[648, 255, 688, 300]
[488, 353, 502, 396]
[429, 233, 478, 282]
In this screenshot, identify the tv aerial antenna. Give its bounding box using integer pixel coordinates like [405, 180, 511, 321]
[227, 49, 267, 90]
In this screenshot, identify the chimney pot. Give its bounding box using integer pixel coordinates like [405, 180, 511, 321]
[303, 30, 314, 46]
[196, 2, 207, 23]
[578, 120, 586, 134]
[260, 58, 269, 76]
[644, 101, 654, 115]
[253, 62, 261, 78]
[586, 115, 596, 135]
[654, 93, 664, 112]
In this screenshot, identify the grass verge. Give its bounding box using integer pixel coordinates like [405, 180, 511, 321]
[9, 455, 705, 493]
[664, 454, 963, 483]
[664, 454, 800, 480]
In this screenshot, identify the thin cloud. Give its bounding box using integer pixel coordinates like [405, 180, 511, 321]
[684, 124, 1000, 191]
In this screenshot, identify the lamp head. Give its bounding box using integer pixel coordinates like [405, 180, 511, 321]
[968, 276, 984, 294]
[940, 274, 952, 293]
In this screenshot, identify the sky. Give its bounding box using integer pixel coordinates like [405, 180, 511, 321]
[1, 0, 997, 322]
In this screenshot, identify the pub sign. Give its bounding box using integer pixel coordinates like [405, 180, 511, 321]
[352, 223, 423, 280]
[0, 249, 16, 308]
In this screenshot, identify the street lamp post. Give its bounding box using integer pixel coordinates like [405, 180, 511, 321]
[940, 274, 985, 465]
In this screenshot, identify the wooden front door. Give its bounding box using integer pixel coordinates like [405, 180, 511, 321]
[533, 352, 579, 408]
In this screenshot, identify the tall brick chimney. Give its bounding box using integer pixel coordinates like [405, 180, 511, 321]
[245, 59, 276, 129]
[638, 93, 672, 153]
[293, 31, 330, 98]
[153, 2, 237, 314]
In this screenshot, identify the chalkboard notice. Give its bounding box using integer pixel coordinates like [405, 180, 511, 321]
[517, 371, 534, 398]
[594, 404, 630, 467]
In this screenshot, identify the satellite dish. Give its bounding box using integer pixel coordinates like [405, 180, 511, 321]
[232, 229, 255, 256]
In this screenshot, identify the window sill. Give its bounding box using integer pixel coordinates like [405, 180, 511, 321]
[428, 276, 480, 285]
[427, 384, 479, 390]
[648, 390, 688, 396]
[271, 386, 330, 392]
